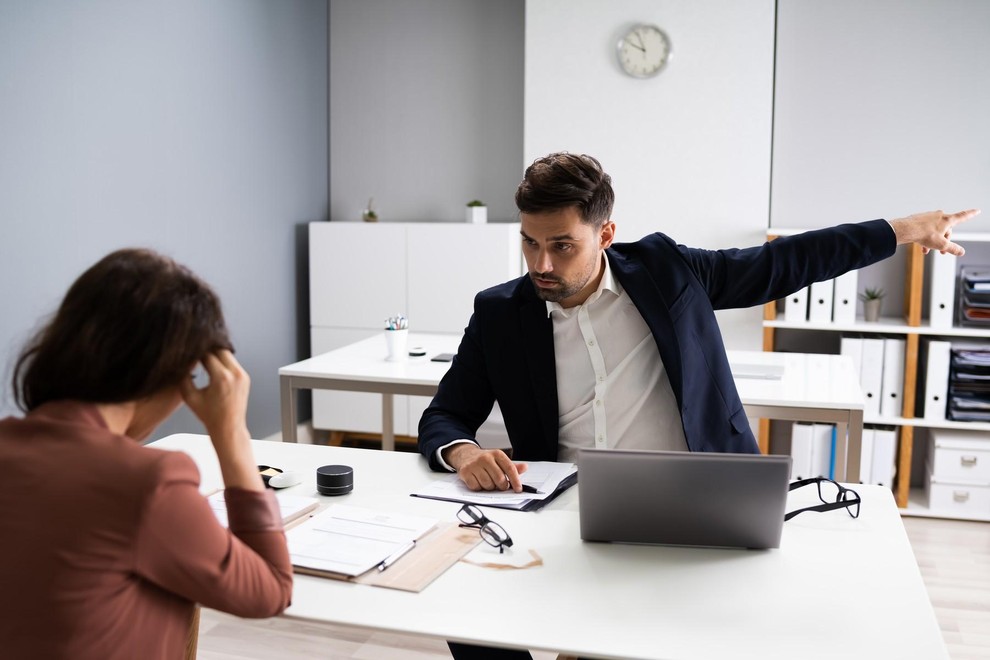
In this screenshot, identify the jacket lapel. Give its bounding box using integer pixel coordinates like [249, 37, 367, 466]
[607, 251, 685, 407]
[518, 282, 560, 460]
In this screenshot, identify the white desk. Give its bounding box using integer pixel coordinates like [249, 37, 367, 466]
[151, 434, 945, 660]
[280, 334, 865, 480]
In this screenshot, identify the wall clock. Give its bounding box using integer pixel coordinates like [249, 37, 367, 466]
[616, 24, 672, 78]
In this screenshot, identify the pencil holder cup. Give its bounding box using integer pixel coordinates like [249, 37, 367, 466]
[384, 328, 408, 362]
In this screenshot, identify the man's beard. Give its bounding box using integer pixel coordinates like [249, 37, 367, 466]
[529, 272, 585, 303]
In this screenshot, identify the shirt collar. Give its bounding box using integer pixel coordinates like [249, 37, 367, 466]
[545, 253, 622, 318]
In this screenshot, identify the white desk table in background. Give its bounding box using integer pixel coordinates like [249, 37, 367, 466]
[151, 434, 945, 660]
[280, 335, 865, 480]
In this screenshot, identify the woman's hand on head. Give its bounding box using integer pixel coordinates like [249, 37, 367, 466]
[180, 350, 251, 449]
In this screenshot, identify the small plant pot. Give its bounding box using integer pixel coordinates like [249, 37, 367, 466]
[863, 298, 882, 322]
[466, 206, 487, 224]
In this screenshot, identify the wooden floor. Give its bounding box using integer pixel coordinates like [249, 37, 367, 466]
[197, 515, 990, 660]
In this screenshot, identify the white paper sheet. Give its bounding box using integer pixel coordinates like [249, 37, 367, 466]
[411, 461, 577, 509]
[286, 505, 438, 576]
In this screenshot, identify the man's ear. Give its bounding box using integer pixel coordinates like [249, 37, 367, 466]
[599, 221, 616, 249]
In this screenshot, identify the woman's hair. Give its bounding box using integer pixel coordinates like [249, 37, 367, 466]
[515, 152, 615, 228]
[12, 248, 232, 411]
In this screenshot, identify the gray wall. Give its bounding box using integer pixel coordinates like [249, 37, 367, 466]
[0, 0, 328, 439]
[329, 0, 524, 223]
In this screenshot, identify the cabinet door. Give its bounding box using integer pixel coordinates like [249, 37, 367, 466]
[310, 223, 407, 329]
[407, 223, 523, 333]
[310, 327, 410, 435]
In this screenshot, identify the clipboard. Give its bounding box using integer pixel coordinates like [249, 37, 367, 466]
[292, 522, 481, 592]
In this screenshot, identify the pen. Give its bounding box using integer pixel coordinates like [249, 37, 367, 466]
[378, 540, 416, 572]
[520, 484, 544, 495]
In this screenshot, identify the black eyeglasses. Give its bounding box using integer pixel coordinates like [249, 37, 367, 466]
[457, 504, 514, 553]
[785, 477, 861, 521]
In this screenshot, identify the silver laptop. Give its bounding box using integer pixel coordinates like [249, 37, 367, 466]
[578, 448, 792, 550]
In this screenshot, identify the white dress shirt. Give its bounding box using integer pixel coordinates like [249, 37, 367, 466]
[437, 255, 687, 470]
[547, 256, 687, 462]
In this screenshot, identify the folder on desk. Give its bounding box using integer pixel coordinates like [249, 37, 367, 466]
[880, 338, 906, 418]
[833, 271, 858, 324]
[207, 491, 319, 528]
[411, 461, 577, 511]
[928, 252, 957, 329]
[784, 286, 809, 323]
[287, 505, 438, 577]
[808, 280, 834, 323]
[860, 338, 885, 418]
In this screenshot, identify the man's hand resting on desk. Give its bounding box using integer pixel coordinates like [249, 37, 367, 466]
[443, 443, 529, 492]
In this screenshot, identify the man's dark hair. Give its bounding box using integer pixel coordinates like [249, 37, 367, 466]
[12, 248, 232, 411]
[515, 152, 615, 227]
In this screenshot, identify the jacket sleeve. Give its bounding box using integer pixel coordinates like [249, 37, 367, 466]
[418, 306, 498, 471]
[133, 452, 293, 618]
[676, 219, 897, 310]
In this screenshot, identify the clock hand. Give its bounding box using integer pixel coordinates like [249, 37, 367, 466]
[632, 30, 646, 50]
[623, 37, 645, 53]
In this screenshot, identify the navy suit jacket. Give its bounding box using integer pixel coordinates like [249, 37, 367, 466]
[418, 220, 896, 471]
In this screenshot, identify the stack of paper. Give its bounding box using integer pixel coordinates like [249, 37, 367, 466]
[287, 505, 438, 577]
[411, 461, 577, 511]
[208, 491, 319, 527]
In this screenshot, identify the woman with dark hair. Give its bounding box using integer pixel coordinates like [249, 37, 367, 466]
[0, 249, 293, 659]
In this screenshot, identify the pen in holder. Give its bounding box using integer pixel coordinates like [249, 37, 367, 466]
[384, 314, 408, 362]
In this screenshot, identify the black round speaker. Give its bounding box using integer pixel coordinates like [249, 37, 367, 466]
[316, 464, 353, 496]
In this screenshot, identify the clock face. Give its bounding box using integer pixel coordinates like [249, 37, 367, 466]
[617, 24, 671, 78]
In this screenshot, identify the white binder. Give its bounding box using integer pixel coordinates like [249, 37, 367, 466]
[870, 427, 898, 488]
[840, 336, 864, 380]
[860, 338, 886, 418]
[923, 340, 952, 420]
[808, 279, 834, 323]
[810, 423, 835, 479]
[832, 270, 858, 324]
[858, 427, 875, 484]
[784, 286, 809, 323]
[879, 338, 906, 418]
[790, 422, 814, 480]
[928, 252, 957, 329]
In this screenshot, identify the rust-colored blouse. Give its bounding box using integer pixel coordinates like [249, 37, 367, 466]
[0, 401, 293, 659]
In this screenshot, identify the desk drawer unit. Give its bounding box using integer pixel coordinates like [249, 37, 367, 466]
[925, 428, 990, 515]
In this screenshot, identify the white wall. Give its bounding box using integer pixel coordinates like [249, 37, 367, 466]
[329, 0, 524, 223]
[525, 0, 776, 349]
[0, 0, 328, 438]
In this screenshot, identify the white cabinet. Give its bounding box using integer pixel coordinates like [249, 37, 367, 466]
[309, 222, 523, 436]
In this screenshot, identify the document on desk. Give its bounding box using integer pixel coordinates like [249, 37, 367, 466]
[208, 491, 320, 527]
[286, 505, 438, 577]
[411, 461, 577, 511]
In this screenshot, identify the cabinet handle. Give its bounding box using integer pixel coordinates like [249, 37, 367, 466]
[953, 491, 970, 502]
[960, 456, 978, 467]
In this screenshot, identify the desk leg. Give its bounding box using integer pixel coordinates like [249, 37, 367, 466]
[843, 410, 864, 483]
[280, 376, 297, 443]
[381, 393, 395, 451]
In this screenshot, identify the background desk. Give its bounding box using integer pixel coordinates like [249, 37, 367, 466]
[280, 335, 865, 480]
[152, 434, 944, 660]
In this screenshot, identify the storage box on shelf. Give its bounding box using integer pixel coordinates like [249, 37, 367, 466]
[921, 429, 990, 521]
[763, 228, 990, 520]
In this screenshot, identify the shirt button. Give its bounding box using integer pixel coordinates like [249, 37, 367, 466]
[588, 339, 595, 346]
[595, 399, 601, 407]
[598, 375, 605, 382]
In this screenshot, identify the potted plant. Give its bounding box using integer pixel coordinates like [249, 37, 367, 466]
[466, 199, 487, 224]
[362, 197, 378, 223]
[859, 287, 885, 322]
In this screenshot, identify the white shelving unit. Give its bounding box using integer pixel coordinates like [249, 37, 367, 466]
[764, 229, 990, 522]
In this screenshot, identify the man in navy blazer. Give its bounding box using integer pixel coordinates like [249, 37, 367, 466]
[418, 152, 978, 496]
